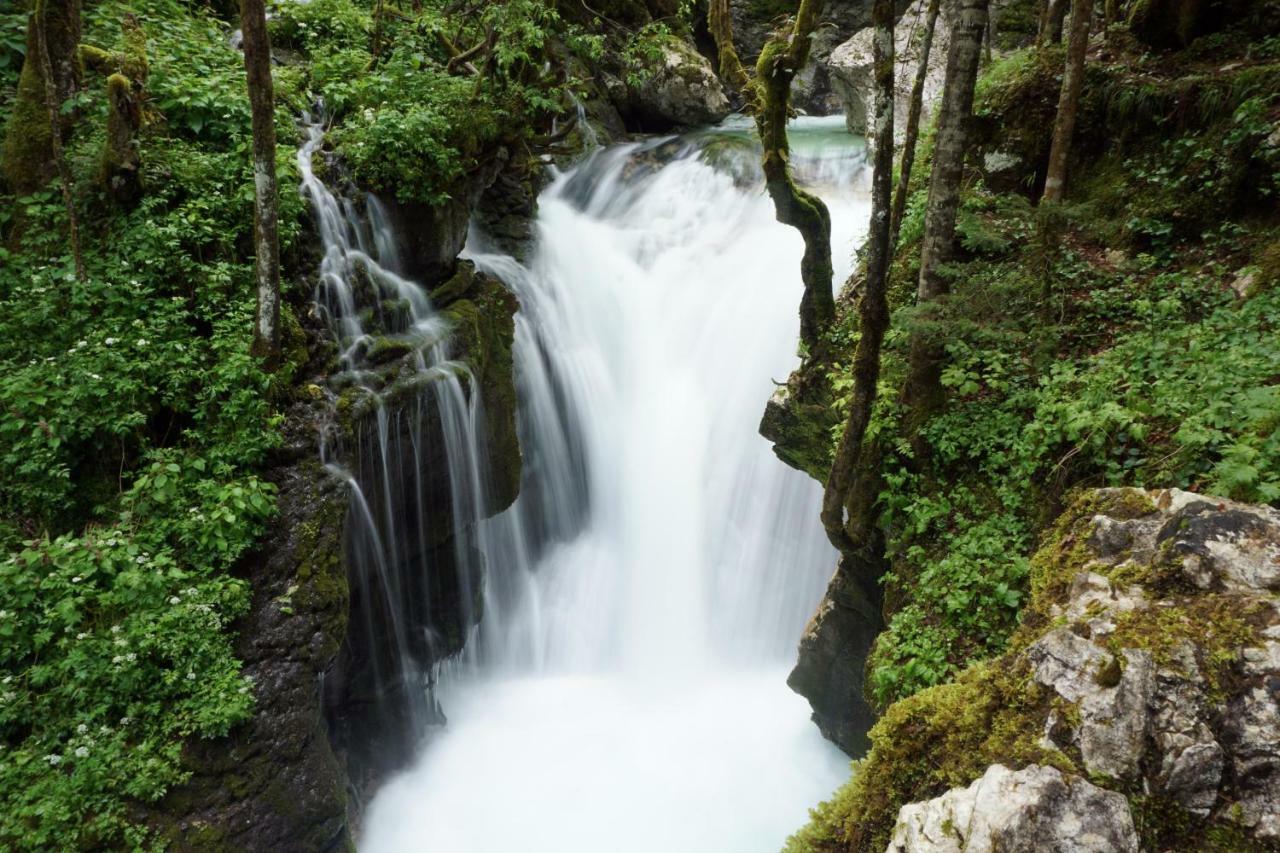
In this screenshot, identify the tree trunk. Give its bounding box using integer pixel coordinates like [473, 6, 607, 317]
[902, 0, 988, 423]
[1038, 0, 1069, 44]
[755, 0, 835, 353]
[90, 14, 147, 204]
[2, 0, 81, 195]
[889, 0, 941, 249]
[708, 0, 749, 92]
[34, 1, 85, 281]
[821, 0, 895, 556]
[1041, 0, 1094, 204]
[241, 0, 282, 368]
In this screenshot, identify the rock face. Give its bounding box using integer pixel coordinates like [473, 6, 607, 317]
[788, 556, 883, 755]
[888, 764, 1139, 852]
[323, 261, 522, 791]
[829, 0, 951, 139]
[148, 406, 354, 851]
[728, 0, 883, 114]
[621, 36, 731, 130]
[786, 487, 1280, 851]
[972, 489, 1280, 845]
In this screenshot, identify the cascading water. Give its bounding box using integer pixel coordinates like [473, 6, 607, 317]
[298, 112, 501, 765]
[355, 116, 873, 852]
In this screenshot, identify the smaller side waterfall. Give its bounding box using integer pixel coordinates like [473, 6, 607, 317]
[296, 113, 508, 778]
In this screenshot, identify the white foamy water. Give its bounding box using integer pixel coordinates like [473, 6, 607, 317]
[362, 116, 870, 852]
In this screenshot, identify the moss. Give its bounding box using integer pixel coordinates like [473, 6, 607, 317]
[786, 657, 1069, 852]
[1023, 488, 1157, 630]
[441, 273, 521, 512]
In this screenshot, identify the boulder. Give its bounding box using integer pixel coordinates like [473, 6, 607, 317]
[622, 36, 731, 130]
[887, 764, 1139, 852]
[787, 488, 1280, 850]
[728, 0, 883, 114]
[829, 0, 950, 139]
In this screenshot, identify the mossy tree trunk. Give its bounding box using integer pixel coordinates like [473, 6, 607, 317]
[34, 0, 85, 280]
[902, 0, 988, 425]
[708, 0, 749, 92]
[2, 0, 81, 195]
[1041, 0, 1094, 203]
[83, 14, 147, 204]
[241, 0, 281, 369]
[889, 0, 940, 249]
[821, 0, 895, 556]
[754, 0, 835, 354]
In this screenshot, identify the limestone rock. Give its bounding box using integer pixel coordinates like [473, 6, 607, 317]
[1028, 630, 1153, 781]
[830, 0, 950, 140]
[624, 37, 730, 130]
[729, 0, 885, 114]
[886, 764, 1139, 852]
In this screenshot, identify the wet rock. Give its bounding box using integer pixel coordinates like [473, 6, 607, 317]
[623, 37, 730, 130]
[886, 764, 1139, 852]
[1150, 646, 1223, 815]
[1224, 683, 1280, 839]
[729, 0, 887, 115]
[787, 555, 883, 756]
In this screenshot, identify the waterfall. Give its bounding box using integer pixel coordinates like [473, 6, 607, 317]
[298, 112, 499, 759]
[353, 116, 872, 852]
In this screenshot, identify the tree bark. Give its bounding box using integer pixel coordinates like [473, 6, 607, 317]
[241, 0, 282, 368]
[2, 0, 81, 195]
[708, 0, 749, 92]
[755, 0, 835, 353]
[821, 0, 895, 555]
[902, 0, 988, 423]
[1038, 0, 1069, 44]
[889, 0, 941, 250]
[1041, 0, 1094, 204]
[34, 2, 85, 281]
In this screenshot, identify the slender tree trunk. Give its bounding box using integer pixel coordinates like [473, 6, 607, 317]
[1041, 0, 1094, 203]
[755, 0, 835, 353]
[34, 4, 85, 281]
[821, 0, 894, 555]
[902, 0, 988, 422]
[1038, 0, 1069, 44]
[241, 0, 281, 367]
[708, 0, 749, 91]
[889, 0, 941, 249]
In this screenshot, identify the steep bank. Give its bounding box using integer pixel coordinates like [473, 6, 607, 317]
[773, 6, 1280, 850]
[790, 487, 1280, 851]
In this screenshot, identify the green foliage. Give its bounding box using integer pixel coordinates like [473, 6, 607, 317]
[0, 0, 318, 843]
[326, 53, 500, 204]
[297, 0, 578, 204]
[621, 23, 674, 87]
[849, 41, 1280, 709]
[268, 0, 372, 53]
[0, 4, 25, 97]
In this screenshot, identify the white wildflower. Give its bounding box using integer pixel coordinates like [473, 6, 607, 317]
[74, 746, 89, 758]
[169, 596, 181, 605]
[76, 723, 88, 735]
[45, 754, 62, 766]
